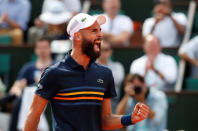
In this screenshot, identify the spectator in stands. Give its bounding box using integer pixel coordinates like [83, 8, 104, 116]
[116, 74, 168, 131]
[9, 36, 53, 96]
[142, 0, 187, 47]
[0, 36, 53, 131]
[179, 36, 198, 78]
[97, 39, 125, 113]
[39, 2, 72, 39]
[0, 0, 31, 45]
[130, 35, 177, 90]
[42, 0, 81, 15]
[101, 0, 133, 47]
[28, 0, 81, 44]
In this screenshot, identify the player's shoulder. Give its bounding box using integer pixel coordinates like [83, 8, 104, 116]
[42, 61, 62, 76]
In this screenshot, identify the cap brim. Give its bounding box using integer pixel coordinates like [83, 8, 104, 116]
[80, 15, 106, 30]
[96, 15, 106, 25]
[40, 12, 72, 25]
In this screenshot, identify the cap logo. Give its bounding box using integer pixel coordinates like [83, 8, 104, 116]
[81, 17, 87, 22]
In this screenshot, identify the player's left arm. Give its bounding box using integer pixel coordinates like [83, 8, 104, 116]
[101, 98, 150, 130]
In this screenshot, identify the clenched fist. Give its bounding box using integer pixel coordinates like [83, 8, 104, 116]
[131, 103, 150, 124]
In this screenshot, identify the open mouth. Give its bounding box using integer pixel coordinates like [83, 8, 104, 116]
[94, 42, 101, 52]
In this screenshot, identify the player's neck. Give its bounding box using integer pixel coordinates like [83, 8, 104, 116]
[71, 49, 90, 70]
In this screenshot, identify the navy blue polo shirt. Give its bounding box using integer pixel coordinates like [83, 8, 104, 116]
[36, 51, 117, 131]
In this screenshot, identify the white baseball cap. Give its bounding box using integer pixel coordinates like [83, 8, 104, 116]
[67, 13, 106, 40]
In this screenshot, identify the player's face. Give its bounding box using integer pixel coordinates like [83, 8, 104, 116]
[35, 40, 51, 59]
[80, 22, 103, 61]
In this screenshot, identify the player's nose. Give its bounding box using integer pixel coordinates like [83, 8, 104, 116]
[97, 31, 103, 38]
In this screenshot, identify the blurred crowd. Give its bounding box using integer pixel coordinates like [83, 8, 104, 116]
[0, 0, 198, 131]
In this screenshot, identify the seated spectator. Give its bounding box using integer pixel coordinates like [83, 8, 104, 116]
[28, 0, 81, 44]
[179, 36, 198, 78]
[97, 39, 125, 112]
[101, 0, 133, 47]
[116, 74, 168, 131]
[39, 2, 72, 40]
[0, 36, 54, 131]
[130, 35, 177, 90]
[42, 0, 81, 15]
[0, 0, 31, 45]
[9, 36, 53, 96]
[142, 0, 187, 47]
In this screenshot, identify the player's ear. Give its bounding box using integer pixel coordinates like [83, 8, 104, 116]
[74, 32, 82, 41]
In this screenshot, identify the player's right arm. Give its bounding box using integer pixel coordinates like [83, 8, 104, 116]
[23, 94, 48, 131]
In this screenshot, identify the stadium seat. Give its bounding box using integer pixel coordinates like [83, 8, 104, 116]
[31, 54, 37, 62]
[172, 55, 180, 66]
[184, 77, 198, 91]
[0, 54, 11, 86]
[0, 35, 11, 45]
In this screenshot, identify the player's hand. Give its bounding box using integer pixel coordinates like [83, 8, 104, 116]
[131, 103, 149, 124]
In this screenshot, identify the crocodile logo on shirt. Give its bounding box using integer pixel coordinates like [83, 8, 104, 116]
[97, 79, 104, 84]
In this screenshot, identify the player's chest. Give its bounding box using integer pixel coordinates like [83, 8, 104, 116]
[56, 70, 107, 91]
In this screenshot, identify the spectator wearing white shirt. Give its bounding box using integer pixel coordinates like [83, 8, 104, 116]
[101, 0, 133, 47]
[142, 0, 187, 47]
[97, 39, 125, 113]
[179, 36, 198, 78]
[130, 35, 177, 90]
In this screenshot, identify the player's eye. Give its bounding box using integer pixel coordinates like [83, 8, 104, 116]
[92, 29, 97, 32]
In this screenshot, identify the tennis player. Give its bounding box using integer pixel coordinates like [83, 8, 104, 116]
[24, 13, 149, 131]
